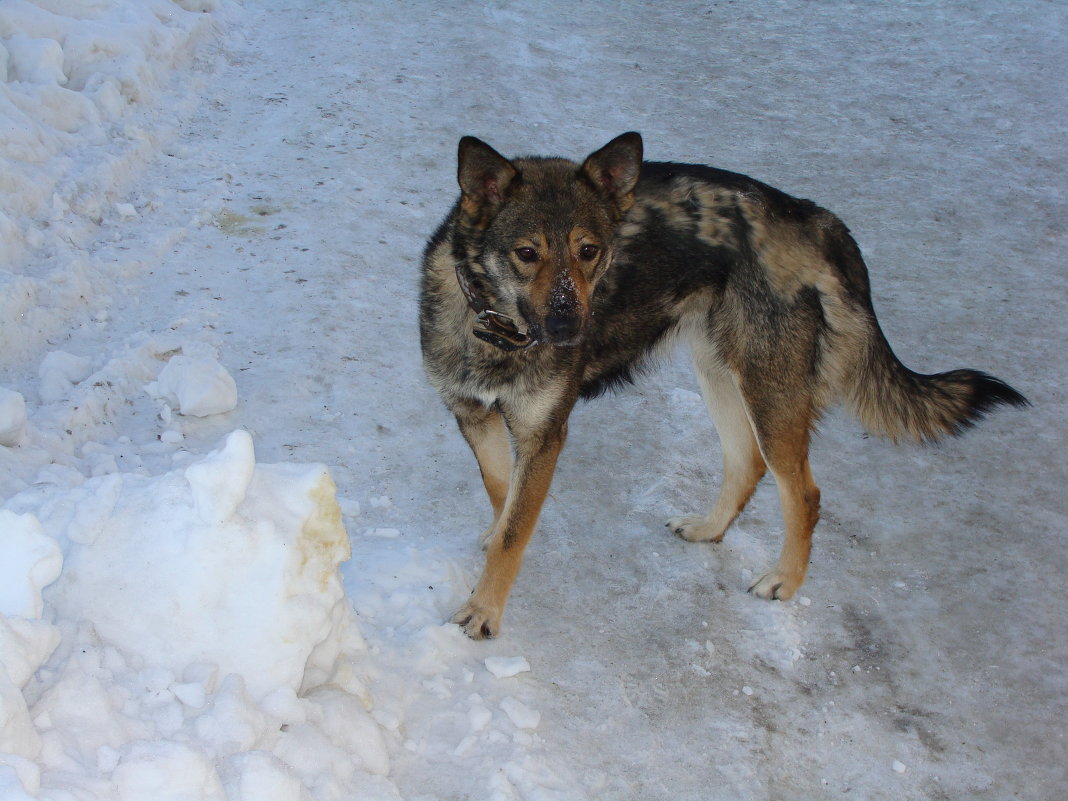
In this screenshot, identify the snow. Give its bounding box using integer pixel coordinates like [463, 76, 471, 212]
[1, 1, 1065, 800]
[0, 510, 61, 619]
[39, 430, 355, 702]
[484, 656, 532, 679]
[147, 349, 239, 417]
[1, 423, 378, 799]
[36, 350, 92, 404]
[0, 388, 27, 447]
[0, 0, 221, 367]
[183, 429, 254, 524]
[499, 697, 541, 731]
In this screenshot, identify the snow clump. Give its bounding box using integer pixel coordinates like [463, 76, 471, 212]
[484, 656, 532, 679]
[0, 388, 27, 446]
[37, 350, 93, 404]
[147, 348, 239, 417]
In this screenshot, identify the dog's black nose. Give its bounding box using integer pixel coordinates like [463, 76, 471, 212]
[545, 313, 581, 342]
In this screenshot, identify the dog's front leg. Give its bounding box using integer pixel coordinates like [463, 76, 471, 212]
[454, 401, 512, 546]
[452, 410, 569, 639]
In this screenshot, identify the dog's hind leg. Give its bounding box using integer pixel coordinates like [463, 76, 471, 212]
[740, 389, 821, 601]
[454, 401, 512, 548]
[669, 345, 767, 544]
[452, 405, 571, 639]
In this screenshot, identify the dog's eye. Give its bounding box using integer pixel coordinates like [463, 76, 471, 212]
[579, 244, 600, 261]
[515, 247, 538, 263]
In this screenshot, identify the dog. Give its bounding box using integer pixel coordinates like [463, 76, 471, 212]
[419, 132, 1028, 639]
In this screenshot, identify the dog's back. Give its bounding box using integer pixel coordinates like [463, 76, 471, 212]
[582, 160, 1027, 443]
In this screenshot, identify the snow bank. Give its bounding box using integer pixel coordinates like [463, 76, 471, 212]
[0, 0, 234, 367]
[0, 429, 394, 799]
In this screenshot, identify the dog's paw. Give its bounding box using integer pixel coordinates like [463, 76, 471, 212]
[451, 600, 502, 640]
[666, 514, 726, 543]
[748, 570, 800, 601]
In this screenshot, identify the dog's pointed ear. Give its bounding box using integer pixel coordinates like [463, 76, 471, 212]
[458, 136, 519, 221]
[581, 132, 643, 214]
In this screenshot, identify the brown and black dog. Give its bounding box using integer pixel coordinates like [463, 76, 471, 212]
[419, 132, 1027, 639]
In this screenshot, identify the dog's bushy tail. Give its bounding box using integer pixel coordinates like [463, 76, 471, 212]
[845, 324, 1029, 443]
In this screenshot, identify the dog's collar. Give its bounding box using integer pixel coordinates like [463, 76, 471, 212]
[455, 265, 537, 352]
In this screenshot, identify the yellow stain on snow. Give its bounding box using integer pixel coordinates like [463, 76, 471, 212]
[301, 470, 351, 591]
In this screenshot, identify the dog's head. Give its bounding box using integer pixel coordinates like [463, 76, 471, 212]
[455, 132, 643, 347]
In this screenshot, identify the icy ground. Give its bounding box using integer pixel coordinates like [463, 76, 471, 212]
[1, 1, 1066, 799]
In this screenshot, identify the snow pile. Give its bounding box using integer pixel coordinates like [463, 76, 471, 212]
[44, 430, 353, 697]
[0, 0, 234, 366]
[1, 430, 395, 799]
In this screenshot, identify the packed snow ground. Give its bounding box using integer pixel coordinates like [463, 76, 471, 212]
[2, 1, 1066, 799]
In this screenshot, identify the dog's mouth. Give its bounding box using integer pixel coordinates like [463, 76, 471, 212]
[473, 310, 538, 351]
[472, 311, 587, 351]
[538, 328, 584, 348]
